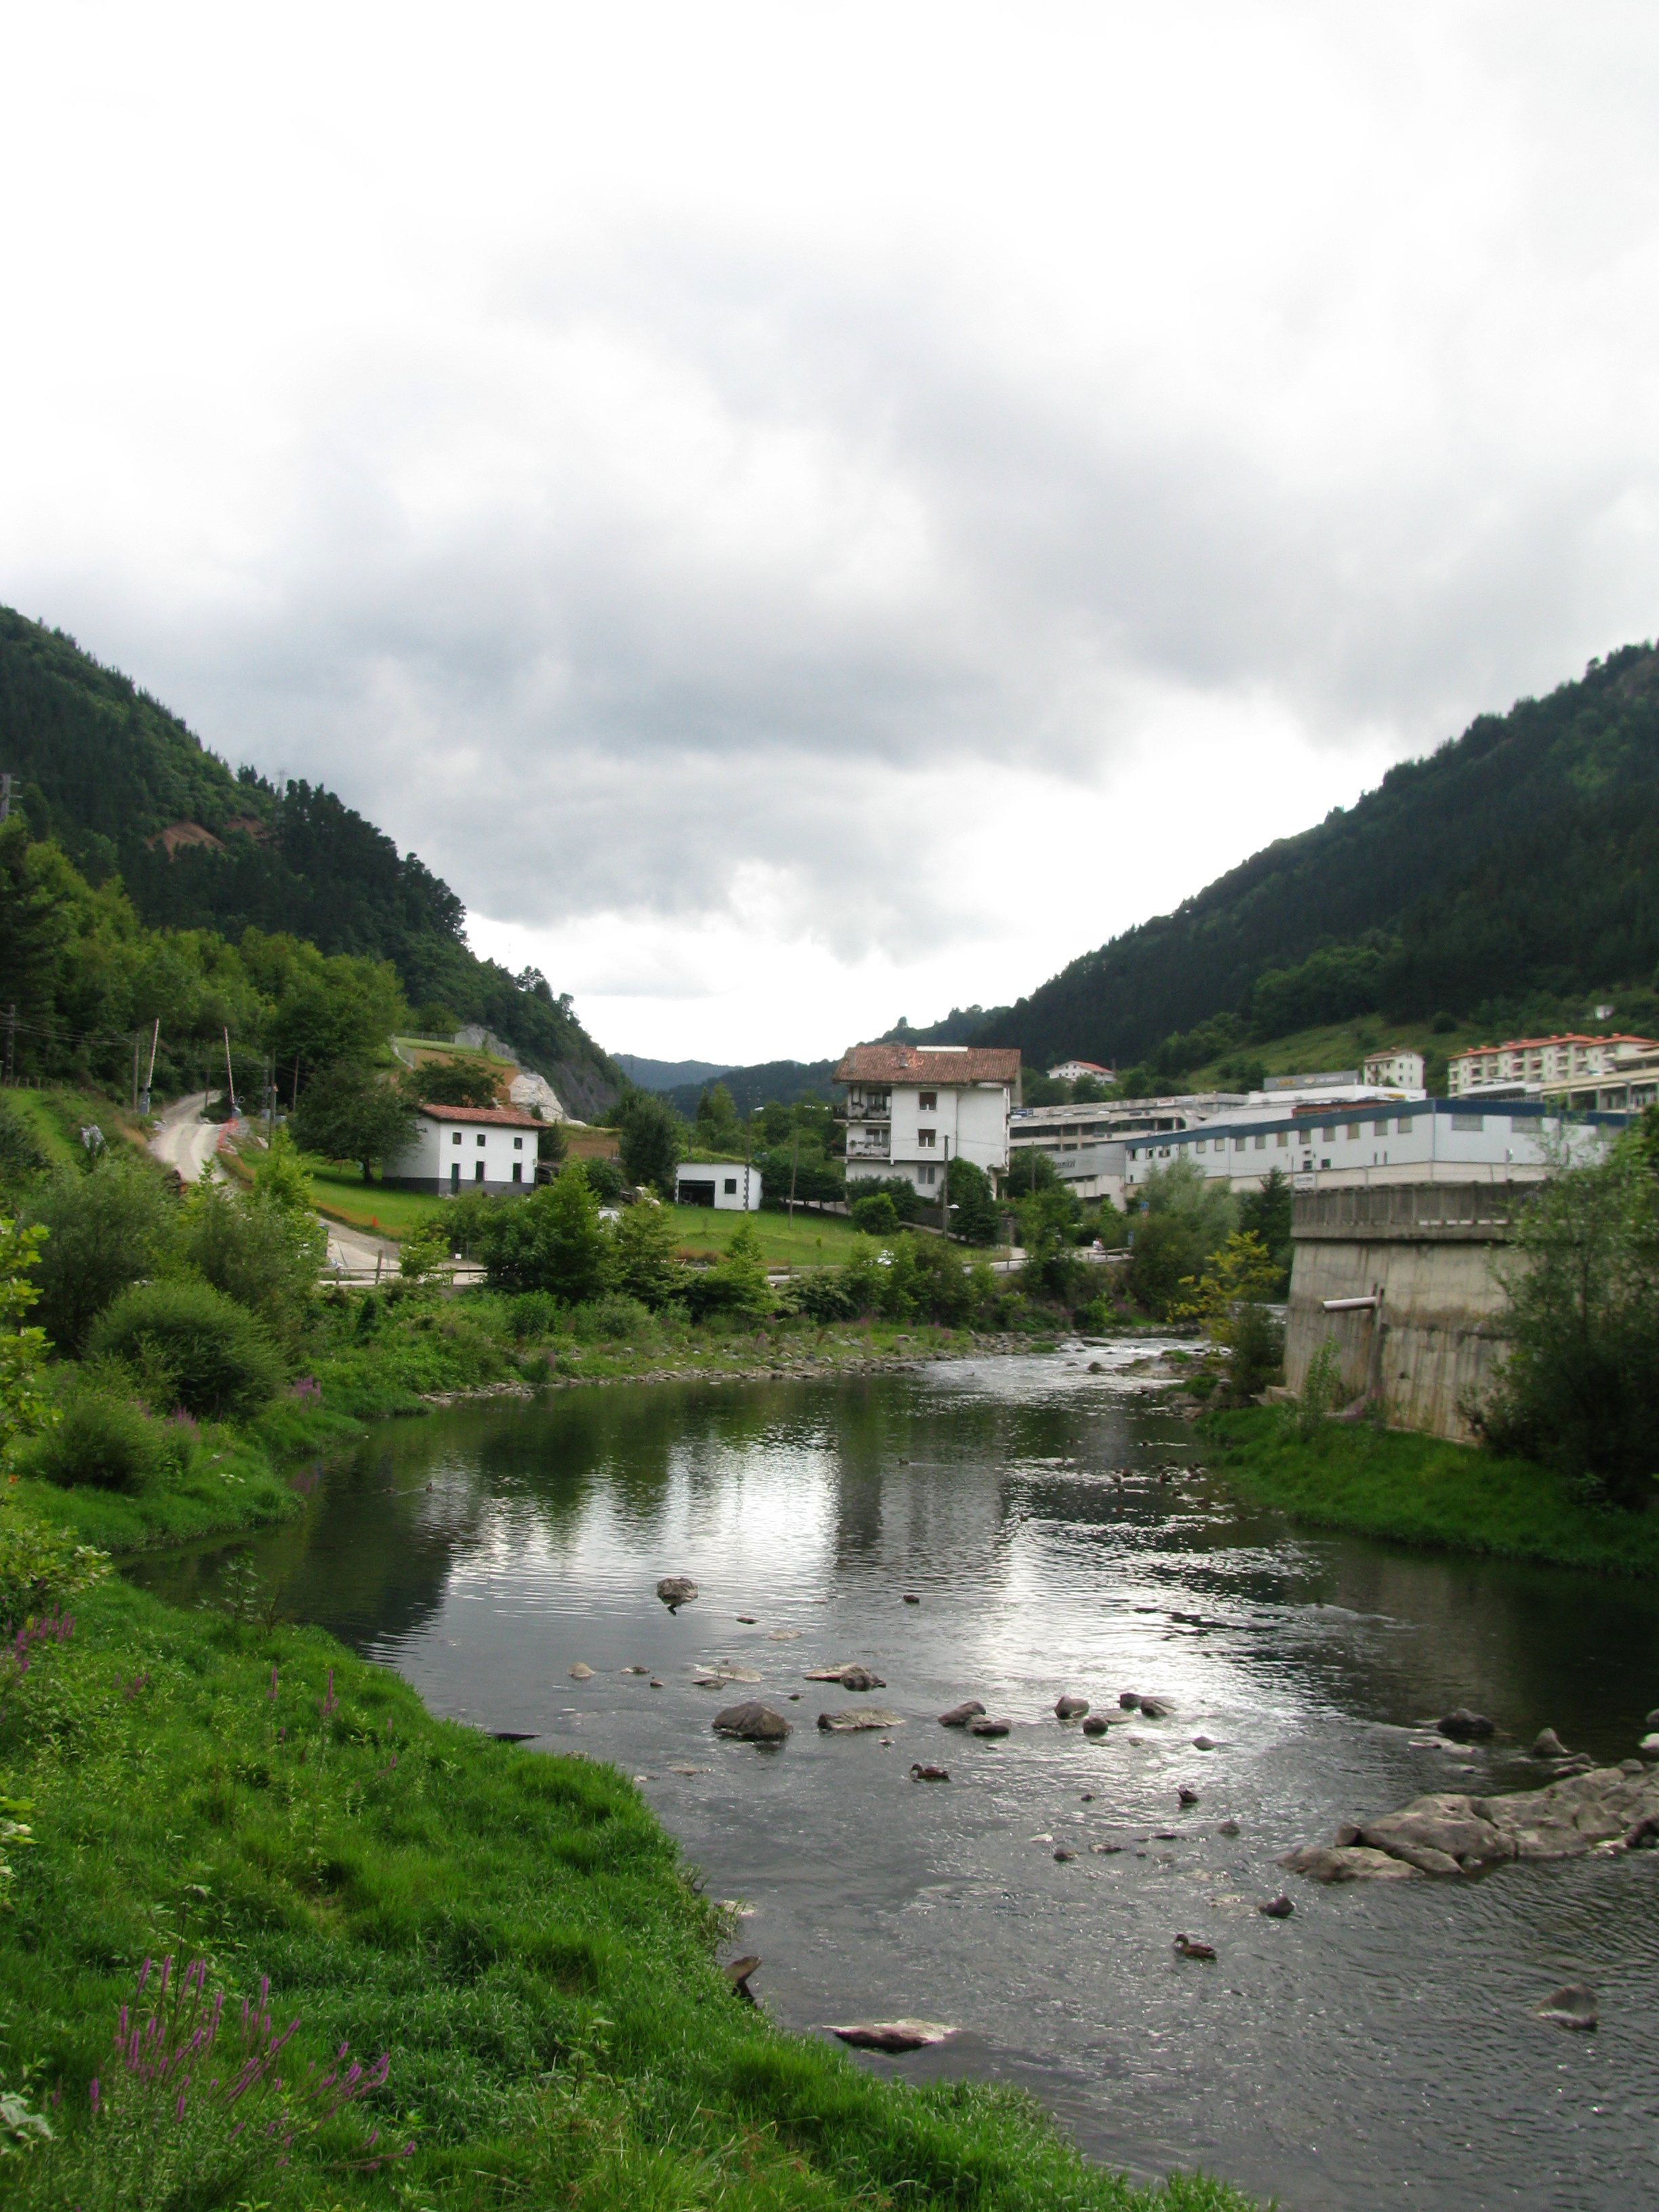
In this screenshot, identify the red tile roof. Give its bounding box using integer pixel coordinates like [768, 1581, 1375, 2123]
[416, 1103, 543, 1128]
[834, 1044, 1021, 1084]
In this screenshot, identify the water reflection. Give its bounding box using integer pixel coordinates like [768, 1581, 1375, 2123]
[132, 1351, 1659, 2212]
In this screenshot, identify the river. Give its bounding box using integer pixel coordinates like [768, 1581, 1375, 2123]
[132, 1344, 1659, 2211]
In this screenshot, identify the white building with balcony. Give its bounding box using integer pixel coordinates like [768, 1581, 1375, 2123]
[834, 1043, 1021, 1196]
[1361, 1047, 1425, 1090]
[1448, 1033, 1658, 1096]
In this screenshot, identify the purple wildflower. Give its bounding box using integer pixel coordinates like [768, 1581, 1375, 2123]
[89, 2076, 99, 2116]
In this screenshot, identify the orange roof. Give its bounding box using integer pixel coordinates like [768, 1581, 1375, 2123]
[1458, 1033, 1658, 1055]
[417, 1103, 541, 1128]
[834, 1043, 1021, 1084]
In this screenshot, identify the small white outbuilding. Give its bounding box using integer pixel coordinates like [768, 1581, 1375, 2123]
[675, 1162, 762, 1210]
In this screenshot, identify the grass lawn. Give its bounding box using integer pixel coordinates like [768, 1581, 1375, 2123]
[7, 1084, 149, 1169]
[302, 1162, 450, 1237]
[0, 1578, 1257, 2212]
[665, 1202, 865, 1266]
[1200, 1405, 1659, 1574]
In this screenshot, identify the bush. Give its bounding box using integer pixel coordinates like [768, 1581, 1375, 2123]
[785, 1267, 865, 1321]
[86, 1279, 287, 1420]
[180, 1182, 324, 1348]
[612, 1201, 688, 1310]
[0, 1504, 108, 1631]
[849, 1192, 899, 1236]
[20, 1390, 179, 1492]
[846, 1175, 923, 1223]
[945, 1157, 998, 1246]
[22, 1154, 179, 1351]
[472, 1167, 611, 1302]
[506, 1290, 560, 1341]
[0, 1096, 50, 1197]
[582, 1158, 627, 1204]
[1227, 1301, 1285, 1404]
[683, 1220, 771, 1322]
[568, 1295, 655, 1343]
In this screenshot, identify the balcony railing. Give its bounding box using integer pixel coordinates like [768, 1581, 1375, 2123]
[840, 1094, 892, 1122]
[845, 1132, 892, 1160]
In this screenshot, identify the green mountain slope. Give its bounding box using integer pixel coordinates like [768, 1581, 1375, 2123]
[978, 643, 1659, 1076]
[0, 610, 617, 1113]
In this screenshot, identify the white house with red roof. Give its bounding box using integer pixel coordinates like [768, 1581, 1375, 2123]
[834, 1043, 1021, 1196]
[384, 1102, 544, 1195]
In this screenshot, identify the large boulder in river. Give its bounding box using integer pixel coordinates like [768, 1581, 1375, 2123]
[939, 1700, 986, 1728]
[1286, 1764, 1659, 1881]
[712, 1701, 790, 1742]
[657, 1576, 699, 1610]
[817, 1707, 904, 1733]
[1279, 1844, 1425, 1883]
[1054, 1695, 1090, 1720]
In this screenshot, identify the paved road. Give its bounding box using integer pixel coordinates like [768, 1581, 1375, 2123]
[324, 1216, 402, 1278]
[148, 1092, 222, 1183]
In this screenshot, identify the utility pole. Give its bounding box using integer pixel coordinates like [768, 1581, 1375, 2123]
[132, 1031, 140, 1113]
[140, 1019, 160, 1115]
[4, 1002, 14, 1086]
[941, 1136, 951, 1237]
[223, 1026, 238, 1120]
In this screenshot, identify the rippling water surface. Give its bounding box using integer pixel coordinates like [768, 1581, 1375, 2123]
[134, 1347, 1659, 2210]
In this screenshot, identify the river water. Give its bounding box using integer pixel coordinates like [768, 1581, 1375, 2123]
[133, 1346, 1659, 2210]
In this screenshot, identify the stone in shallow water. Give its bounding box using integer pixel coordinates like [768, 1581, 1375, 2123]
[968, 1715, 1012, 1738]
[1530, 1728, 1569, 1759]
[1054, 1694, 1090, 1720]
[712, 1701, 791, 1742]
[1436, 1707, 1495, 1742]
[939, 1700, 986, 1728]
[1082, 1715, 1109, 1738]
[1535, 1984, 1597, 2031]
[817, 1707, 903, 1733]
[568, 1662, 594, 1680]
[805, 1664, 886, 1690]
[824, 2020, 955, 2053]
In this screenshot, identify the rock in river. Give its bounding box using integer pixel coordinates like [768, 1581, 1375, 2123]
[1530, 1728, 1570, 1759]
[939, 1700, 986, 1728]
[968, 1715, 1012, 1738]
[1137, 1697, 1172, 1720]
[1284, 1763, 1659, 1880]
[806, 1664, 886, 1690]
[1054, 1695, 1090, 1720]
[1082, 1715, 1109, 1738]
[712, 1701, 791, 1742]
[1535, 1984, 1597, 2032]
[657, 1576, 699, 1610]
[818, 1707, 904, 1732]
[825, 2020, 954, 2052]
[1436, 1707, 1496, 1742]
[568, 1662, 594, 1680]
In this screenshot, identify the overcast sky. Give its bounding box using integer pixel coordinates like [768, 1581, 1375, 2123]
[5, 3, 1659, 1064]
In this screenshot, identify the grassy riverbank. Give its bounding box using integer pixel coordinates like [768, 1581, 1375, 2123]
[1200, 1406, 1659, 1574]
[0, 1577, 1254, 2211]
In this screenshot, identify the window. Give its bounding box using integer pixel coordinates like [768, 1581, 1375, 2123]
[1195, 1139, 1206, 1152]
[918, 1090, 937, 1111]
[1276, 1130, 1289, 1147]
[1395, 1117, 1410, 1135]
[452, 1131, 462, 1145]
[1345, 1122, 1361, 1140]
[1321, 1157, 1331, 1170]
[476, 1134, 486, 1147]
[1129, 1147, 1139, 1160]
[513, 1136, 523, 1149]
[474, 1162, 485, 1183]
[1321, 1125, 1336, 1142]
[917, 1128, 937, 1148]
[919, 1164, 936, 1186]
[724, 1177, 737, 1195]
[1372, 1120, 1389, 1136]
[1233, 1136, 1246, 1152]
[1452, 1112, 1483, 1132]
[512, 1162, 523, 1183]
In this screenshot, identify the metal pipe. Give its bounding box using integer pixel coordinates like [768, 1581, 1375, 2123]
[1322, 1294, 1380, 1311]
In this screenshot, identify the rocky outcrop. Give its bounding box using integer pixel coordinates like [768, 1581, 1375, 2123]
[1284, 1763, 1659, 1881]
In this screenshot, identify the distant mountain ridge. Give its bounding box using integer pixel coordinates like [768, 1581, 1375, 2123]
[614, 1053, 731, 1092]
[0, 609, 619, 1115]
[975, 643, 1659, 1073]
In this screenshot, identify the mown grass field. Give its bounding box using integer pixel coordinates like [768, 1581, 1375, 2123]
[7, 1084, 150, 1169]
[0, 1578, 1257, 2212]
[1200, 1405, 1659, 1574]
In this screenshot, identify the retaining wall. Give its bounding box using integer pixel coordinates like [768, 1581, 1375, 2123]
[1285, 1182, 1530, 1441]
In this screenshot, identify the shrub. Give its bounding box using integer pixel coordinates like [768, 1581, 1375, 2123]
[612, 1200, 688, 1310]
[847, 1175, 923, 1224]
[582, 1157, 627, 1204]
[22, 1154, 179, 1351]
[683, 1220, 771, 1322]
[506, 1290, 559, 1341]
[0, 1097, 50, 1198]
[945, 1157, 999, 1246]
[1227, 1301, 1285, 1404]
[180, 1182, 323, 1348]
[86, 1279, 286, 1420]
[568, 1294, 655, 1343]
[0, 1504, 108, 1631]
[471, 1168, 611, 1302]
[19, 1391, 177, 1493]
[849, 1192, 899, 1236]
[785, 1267, 864, 1321]
[1294, 1337, 1345, 1439]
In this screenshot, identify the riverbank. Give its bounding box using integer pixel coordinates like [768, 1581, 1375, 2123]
[0, 1575, 1254, 2211]
[1200, 1406, 1659, 1574]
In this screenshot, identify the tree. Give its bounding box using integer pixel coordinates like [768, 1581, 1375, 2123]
[0, 1216, 54, 1462]
[292, 1063, 416, 1183]
[616, 1091, 682, 1195]
[1237, 1166, 1294, 1291]
[613, 1200, 687, 1309]
[472, 1164, 612, 1303]
[693, 1217, 771, 1320]
[1003, 1147, 1061, 1198]
[180, 1180, 325, 1350]
[1170, 1229, 1282, 1348]
[693, 1082, 743, 1153]
[851, 1191, 900, 1237]
[1474, 1118, 1659, 1507]
[23, 1153, 180, 1351]
[405, 1058, 501, 1108]
[1122, 1156, 1237, 1319]
[251, 1126, 314, 1218]
[945, 1157, 998, 1246]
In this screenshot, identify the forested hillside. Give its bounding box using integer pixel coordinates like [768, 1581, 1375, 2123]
[0, 610, 617, 1111]
[978, 643, 1659, 1080]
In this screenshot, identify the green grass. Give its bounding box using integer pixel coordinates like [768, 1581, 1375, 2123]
[7, 1084, 149, 1170]
[0, 1578, 1258, 2212]
[1200, 1405, 1659, 1574]
[665, 1203, 865, 1267]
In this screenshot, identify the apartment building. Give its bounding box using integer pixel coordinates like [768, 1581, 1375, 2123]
[835, 1042, 1020, 1195]
[1448, 1033, 1658, 1096]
